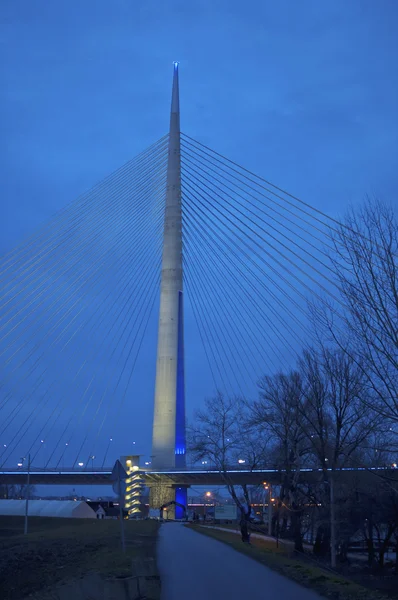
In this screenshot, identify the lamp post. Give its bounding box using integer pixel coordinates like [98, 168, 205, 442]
[24, 454, 31, 535]
[204, 491, 212, 521]
[263, 482, 272, 534]
[330, 471, 336, 568]
[268, 486, 273, 536]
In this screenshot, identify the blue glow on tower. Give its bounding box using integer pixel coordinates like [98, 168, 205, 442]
[175, 291, 186, 465]
[175, 487, 187, 519]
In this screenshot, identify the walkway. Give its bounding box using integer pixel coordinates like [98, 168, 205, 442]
[157, 523, 322, 600]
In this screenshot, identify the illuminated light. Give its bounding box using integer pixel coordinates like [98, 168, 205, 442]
[173, 61, 179, 68]
[41, 440, 44, 443]
[3, 444, 6, 448]
[17, 462, 23, 467]
[393, 463, 397, 468]
[65, 443, 68, 446]
[238, 459, 246, 464]
[126, 460, 132, 465]
[132, 465, 139, 471]
[110, 438, 113, 441]
[271, 498, 275, 502]
[205, 492, 211, 497]
[78, 462, 84, 467]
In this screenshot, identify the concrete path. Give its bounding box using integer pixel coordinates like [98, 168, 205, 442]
[157, 523, 322, 600]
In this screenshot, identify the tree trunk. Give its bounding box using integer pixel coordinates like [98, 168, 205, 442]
[314, 524, 330, 557]
[367, 504, 375, 568]
[338, 541, 348, 563]
[377, 525, 394, 571]
[281, 516, 288, 536]
[291, 506, 303, 552]
[378, 549, 385, 570]
[310, 509, 315, 544]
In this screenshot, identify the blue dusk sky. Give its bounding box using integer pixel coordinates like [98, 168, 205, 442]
[1, 0, 397, 476]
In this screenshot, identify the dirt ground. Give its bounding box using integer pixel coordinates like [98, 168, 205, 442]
[0, 516, 160, 600]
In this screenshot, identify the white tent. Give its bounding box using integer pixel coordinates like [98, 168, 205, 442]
[0, 499, 96, 518]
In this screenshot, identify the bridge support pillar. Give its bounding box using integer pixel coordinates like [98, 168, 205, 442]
[152, 62, 186, 471]
[149, 484, 189, 520]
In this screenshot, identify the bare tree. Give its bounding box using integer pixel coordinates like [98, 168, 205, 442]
[188, 393, 268, 519]
[298, 347, 378, 470]
[322, 199, 398, 424]
[0, 484, 16, 499]
[0, 483, 36, 499]
[14, 484, 36, 499]
[250, 371, 310, 550]
[297, 346, 381, 562]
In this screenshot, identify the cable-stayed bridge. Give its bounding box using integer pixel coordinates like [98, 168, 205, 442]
[1, 65, 395, 515]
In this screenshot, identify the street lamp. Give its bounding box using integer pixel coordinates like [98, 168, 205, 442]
[263, 481, 273, 535]
[17, 456, 31, 534]
[238, 459, 245, 464]
[78, 462, 84, 467]
[102, 437, 113, 468]
[91, 455, 95, 470]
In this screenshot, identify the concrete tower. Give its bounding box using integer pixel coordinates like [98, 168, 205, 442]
[151, 63, 186, 472]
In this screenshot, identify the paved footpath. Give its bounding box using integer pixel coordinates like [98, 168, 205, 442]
[157, 523, 323, 600]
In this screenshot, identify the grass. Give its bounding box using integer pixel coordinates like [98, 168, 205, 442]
[0, 516, 160, 600]
[188, 524, 392, 600]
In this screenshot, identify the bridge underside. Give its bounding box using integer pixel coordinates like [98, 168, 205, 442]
[1, 468, 396, 488]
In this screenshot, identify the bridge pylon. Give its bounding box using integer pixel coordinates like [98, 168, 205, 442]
[151, 63, 187, 518]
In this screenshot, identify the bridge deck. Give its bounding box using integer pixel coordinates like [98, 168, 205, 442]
[0, 467, 396, 487]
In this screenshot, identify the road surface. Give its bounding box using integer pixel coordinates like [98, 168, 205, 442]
[157, 523, 322, 600]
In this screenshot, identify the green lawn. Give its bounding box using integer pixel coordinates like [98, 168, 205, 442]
[188, 525, 393, 600]
[0, 516, 160, 600]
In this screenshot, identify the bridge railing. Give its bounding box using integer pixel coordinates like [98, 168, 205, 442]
[0, 464, 395, 475]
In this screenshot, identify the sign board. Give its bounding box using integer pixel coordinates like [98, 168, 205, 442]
[112, 480, 126, 496]
[111, 460, 128, 482]
[214, 505, 238, 520]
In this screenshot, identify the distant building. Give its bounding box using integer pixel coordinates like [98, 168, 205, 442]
[0, 499, 96, 519]
[104, 506, 123, 520]
[85, 500, 127, 519]
[86, 502, 106, 519]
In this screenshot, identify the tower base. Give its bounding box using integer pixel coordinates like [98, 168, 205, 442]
[149, 485, 189, 520]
